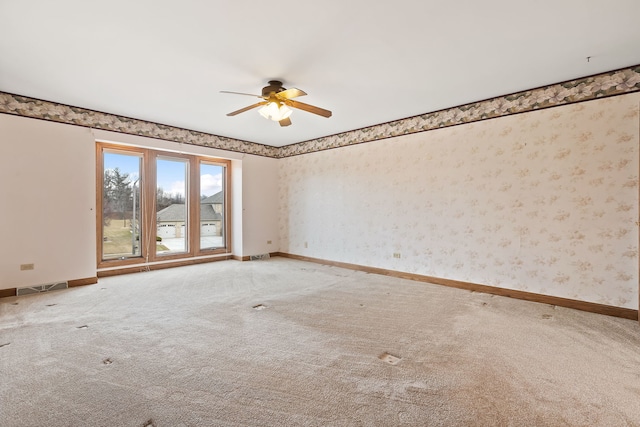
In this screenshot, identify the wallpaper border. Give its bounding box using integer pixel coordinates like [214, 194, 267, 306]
[1, 65, 639, 159]
[279, 65, 640, 157]
[0, 92, 280, 158]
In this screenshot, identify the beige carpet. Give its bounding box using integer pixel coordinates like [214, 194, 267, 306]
[1, 257, 639, 426]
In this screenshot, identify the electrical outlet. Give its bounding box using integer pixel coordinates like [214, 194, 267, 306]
[20, 263, 35, 271]
[393, 253, 401, 259]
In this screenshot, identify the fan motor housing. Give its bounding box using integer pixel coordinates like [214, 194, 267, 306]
[262, 80, 285, 97]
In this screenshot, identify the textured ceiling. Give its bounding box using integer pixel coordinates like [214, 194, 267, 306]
[1, 0, 639, 147]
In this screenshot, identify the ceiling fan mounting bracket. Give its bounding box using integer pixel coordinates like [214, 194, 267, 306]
[262, 80, 285, 97]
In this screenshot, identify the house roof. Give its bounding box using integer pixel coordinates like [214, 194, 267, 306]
[200, 204, 222, 222]
[201, 191, 223, 205]
[157, 203, 221, 222]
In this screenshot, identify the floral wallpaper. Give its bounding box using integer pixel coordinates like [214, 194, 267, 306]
[279, 92, 640, 309]
[1, 66, 639, 159]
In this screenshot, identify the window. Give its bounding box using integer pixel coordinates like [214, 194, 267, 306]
[200, 161, 226, 251]
[101, 150, 142, 260]
[155, 156, 189, 255]
[97, 142, 230, 268]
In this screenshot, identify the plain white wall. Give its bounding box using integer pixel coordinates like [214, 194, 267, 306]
[240, 155, 279, 257]
[231, 159, 243, 257]
[0, 115, 280, 290]
[0, 115, 96, 289]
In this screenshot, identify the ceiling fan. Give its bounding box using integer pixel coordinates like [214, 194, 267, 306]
[221, 80, 332, 127]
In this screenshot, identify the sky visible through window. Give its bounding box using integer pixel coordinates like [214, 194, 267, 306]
[104, 153, 223, 197]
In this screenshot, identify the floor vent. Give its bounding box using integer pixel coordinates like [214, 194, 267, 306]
[250, 253, 271, 261]
[16, 281, 68, 296]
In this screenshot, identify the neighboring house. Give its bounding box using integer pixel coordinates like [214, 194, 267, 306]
[156, 191, 223, 238]
[200, 191, 224, 213]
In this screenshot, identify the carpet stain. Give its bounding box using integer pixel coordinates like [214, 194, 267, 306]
[0, 343, 10, 348]
[76, 325, 89, 329]
[542, 314, 553, 319]
[253, 304, 266, 310]
[46, 304, 57, 307]
[102, 358, 113, 365]
[379, 352, 402, 365]
[141, 419, 156, 427]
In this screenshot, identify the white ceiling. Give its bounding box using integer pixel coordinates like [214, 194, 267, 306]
[1, 1, 639, 147]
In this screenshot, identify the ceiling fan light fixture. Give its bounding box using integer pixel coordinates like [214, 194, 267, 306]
[222, 81, 331, 125]
[259, 101, 292, 122]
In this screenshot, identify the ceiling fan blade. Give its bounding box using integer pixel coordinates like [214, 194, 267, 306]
[226, 102, 267, 116]
[276, 88, 307, 100]
[279, 117, 292, 127]
[220, 90, 264, 99]
[286, 99, 332, 118]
